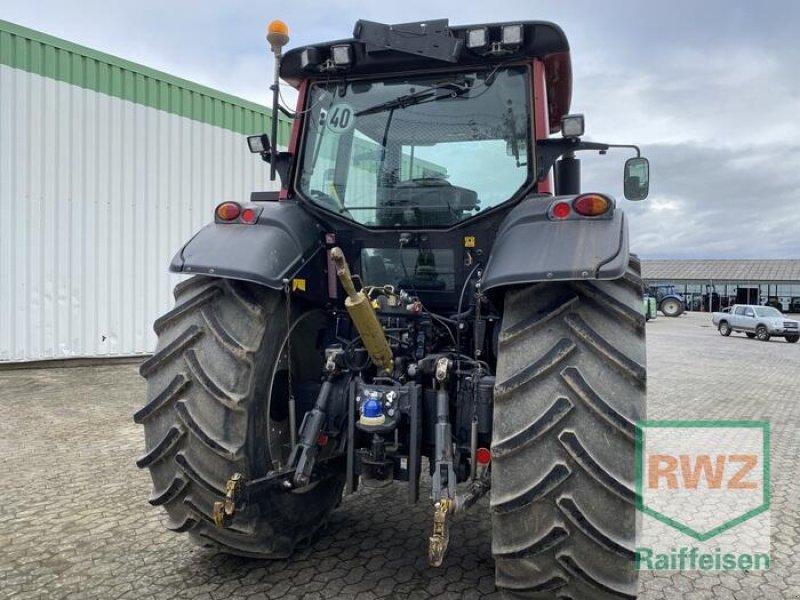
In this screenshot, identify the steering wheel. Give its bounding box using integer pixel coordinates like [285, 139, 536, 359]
[308, 189, 353, 218]
[396, 176, 451, 188]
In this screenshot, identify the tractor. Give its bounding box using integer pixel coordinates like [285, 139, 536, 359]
[647, 283, 685, 317]
[135, 18, 649, 600]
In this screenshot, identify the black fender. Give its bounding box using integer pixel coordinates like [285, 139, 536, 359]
[169, 201, 322, 289]
[481, 196, 629, 292]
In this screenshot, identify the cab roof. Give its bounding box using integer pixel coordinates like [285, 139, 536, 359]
[280, 19, 572, 132]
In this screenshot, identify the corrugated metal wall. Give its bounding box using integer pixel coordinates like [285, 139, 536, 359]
[0, 20, 291, 361]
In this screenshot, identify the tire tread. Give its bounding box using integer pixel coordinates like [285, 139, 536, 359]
[493, 261, 645, 599]
[136, 276, 343, 558]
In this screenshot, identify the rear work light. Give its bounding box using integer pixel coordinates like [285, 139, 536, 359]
[330, 44, 352, 66]
[561, 114, 585, 138]
[466, 27, 489, 49]
[573, 194, 612, 217]
[216, 202, 241, 221]
[501, 24, 524, 46]
[300, 47, 321, 70]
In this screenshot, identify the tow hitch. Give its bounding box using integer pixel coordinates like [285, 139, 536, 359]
[427, 357, 492, 566]
[212, 472, 243, 528]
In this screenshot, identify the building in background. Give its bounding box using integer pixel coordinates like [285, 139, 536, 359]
[0, 19, 289, 362]
[642, 260, 800, 313]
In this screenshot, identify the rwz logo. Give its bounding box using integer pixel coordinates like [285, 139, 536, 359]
[636, 421, 769, 541]
[647, 453, 758, 490]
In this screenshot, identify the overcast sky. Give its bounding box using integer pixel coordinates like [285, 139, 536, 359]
[4, 1, 799, 259]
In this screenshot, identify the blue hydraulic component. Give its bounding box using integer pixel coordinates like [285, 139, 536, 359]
[359, 391, 386, 426]
[362, 392, 383, 418]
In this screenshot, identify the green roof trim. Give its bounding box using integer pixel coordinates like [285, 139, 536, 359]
[0, 19, 291, 143]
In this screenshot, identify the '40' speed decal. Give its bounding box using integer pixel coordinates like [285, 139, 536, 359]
[326, 103, 356, 133]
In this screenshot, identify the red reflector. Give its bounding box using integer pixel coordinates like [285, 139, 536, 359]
[552, 201, 571, 219]
[317, 433, 329, 447]
[241, 208, 258, 224]
[476, 447, 491, 465]
[573, 194, 611, 217]
[216, 202, 241, 221]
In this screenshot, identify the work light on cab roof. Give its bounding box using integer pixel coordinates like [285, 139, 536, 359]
[465, 23, 524, 55]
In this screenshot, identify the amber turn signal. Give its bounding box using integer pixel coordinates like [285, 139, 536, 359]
[216, 202, 241, 221]
[572, 194, 611, 217]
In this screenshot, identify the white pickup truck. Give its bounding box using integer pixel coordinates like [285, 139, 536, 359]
[712, 304, 800, 342]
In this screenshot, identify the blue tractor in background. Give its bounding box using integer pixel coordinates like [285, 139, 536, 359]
[648, 283, 685, 317]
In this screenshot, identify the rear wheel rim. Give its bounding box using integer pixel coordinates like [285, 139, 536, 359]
[663, 300, 678, 315]
[266, 309, 328, 471]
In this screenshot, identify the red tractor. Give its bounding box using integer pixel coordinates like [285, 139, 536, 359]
[136, 18, 649, 599]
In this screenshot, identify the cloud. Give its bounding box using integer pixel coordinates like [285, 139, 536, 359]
[581, 141, 800, 259]
[3, 0, 799, 259]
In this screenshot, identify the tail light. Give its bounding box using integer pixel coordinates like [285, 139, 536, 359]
[573, 194, 611, 217]
[551, 201, 572, 219]
[216, 202, 241, 221]
[215, 202, 262, 224]
[240, 208, 258, 224]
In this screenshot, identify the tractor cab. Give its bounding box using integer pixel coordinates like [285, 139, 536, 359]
[280, 21, 568, 229]
[253, 19, 649, 228]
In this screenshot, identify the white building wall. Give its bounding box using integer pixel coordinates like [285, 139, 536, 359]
[0, 64, 280, 361]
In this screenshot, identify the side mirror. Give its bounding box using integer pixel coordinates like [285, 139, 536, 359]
[247, 134, 271, 155]
[624, 157, 649, 201]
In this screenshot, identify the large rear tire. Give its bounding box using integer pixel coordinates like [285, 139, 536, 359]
[491, 259, 646, 600]
[135, 276, 344, 557]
